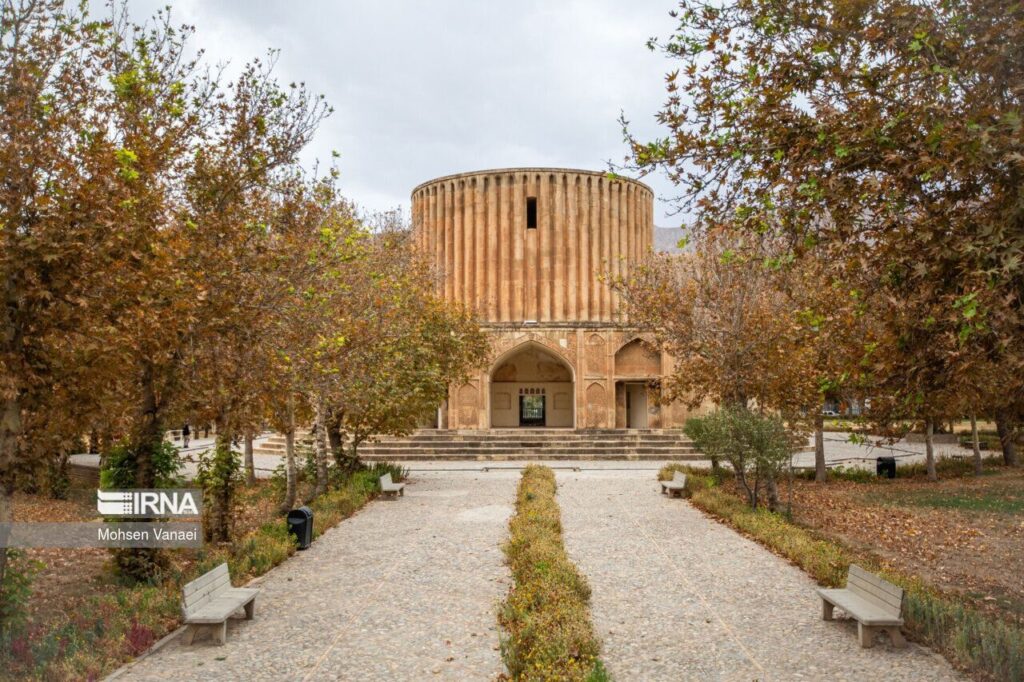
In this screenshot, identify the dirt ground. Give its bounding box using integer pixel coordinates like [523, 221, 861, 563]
[10, 482, 282, 628]
[11, 491, 113, 624]
[790, 468, 1024, 626]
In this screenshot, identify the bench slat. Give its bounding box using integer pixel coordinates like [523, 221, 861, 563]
[183, 572, 231, 610]
[183, 563, 229, 598]
[849, 565, 903, 598]
[847, 571, 903, 613]
[818, 589, 904, 626]
[848, 577, 902, 613]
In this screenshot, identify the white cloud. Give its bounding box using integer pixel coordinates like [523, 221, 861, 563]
[111, 0, 687, 226]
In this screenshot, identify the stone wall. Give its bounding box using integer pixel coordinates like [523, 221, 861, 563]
[412, 168, 652, 324]
[411, 167, 705, 430]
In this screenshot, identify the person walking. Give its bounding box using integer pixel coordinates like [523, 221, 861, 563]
[182, 423, 191, 448]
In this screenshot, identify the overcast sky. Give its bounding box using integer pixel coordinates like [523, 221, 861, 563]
[121, 0, 688, 228]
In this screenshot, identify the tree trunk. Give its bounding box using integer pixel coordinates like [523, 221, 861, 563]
[765, 476, 781, 512]
[132, 361, 162, 489]
[814, 412, 827, 483]
[281, 405, 297, 513]
[995, 411, 1019, 467]
[312, 399, 328, 498]
[327, 412, 344, 470]
[244, 432, 255, 486]
[970, 413, 982, 476]
[0, 481, 13, 601]
[925, 418, 938, 482]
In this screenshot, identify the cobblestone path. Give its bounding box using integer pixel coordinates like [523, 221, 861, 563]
[557, 469, 963, 681]
[117, 470, 517, 681]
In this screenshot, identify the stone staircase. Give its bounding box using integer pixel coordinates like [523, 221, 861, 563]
[253, 429, 702, 461]
[356, 429, 701, 461]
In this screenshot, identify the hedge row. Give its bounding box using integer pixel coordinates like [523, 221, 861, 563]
[498, 465, 609, 681]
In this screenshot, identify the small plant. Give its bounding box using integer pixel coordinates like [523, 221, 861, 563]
[0, 550, 40, 640]
[685, 407, 791, 510]
[196, 441, 242, 542]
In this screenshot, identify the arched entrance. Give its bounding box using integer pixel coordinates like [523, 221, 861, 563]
[614, 339, 662, 429]
[489, 343, 575, 428]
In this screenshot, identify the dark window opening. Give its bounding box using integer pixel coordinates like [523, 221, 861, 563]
[526, 197, 537, 229]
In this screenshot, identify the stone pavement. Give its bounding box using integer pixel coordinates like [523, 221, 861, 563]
[556, 468, 963, 681]
[115, 470, 517, 681]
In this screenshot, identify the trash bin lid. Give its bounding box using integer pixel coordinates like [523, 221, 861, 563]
[287, 506, 313, 521]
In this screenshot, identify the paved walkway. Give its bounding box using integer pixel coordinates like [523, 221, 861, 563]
[116, 470, 517, 681]
[556, 469, 963, 681]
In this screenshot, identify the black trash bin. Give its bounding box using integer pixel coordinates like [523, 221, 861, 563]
[287, 506, 313, 550]
[876, 456, 896, 479]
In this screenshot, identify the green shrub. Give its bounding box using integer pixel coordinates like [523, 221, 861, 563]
[795, 465, 877, 483]
[687, 484, 1024, 681]
[100, 441, 184, 489]
[685, 407, 791, 509]
[0, 550, 41, 639]
[499, 466, 607, 681]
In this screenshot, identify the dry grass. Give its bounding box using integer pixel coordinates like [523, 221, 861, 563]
[498, 465, 609, 682]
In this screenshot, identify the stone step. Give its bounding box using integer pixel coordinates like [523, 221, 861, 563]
[252, 428, 701, 461]
[359, 452, 705, 462]
[358, 439, 697, 447]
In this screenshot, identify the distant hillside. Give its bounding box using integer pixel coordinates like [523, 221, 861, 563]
[653, 226, 688, 254]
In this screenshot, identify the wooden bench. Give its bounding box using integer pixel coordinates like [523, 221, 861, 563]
[817, 564, 906, 648]
[660, 471, 687, 497]
[380, 472, 405, 498]
[181, 563, 258, 645]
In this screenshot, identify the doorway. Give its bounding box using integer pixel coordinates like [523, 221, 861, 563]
[626, 383, 648, 429]
[519, 394, 546, 427]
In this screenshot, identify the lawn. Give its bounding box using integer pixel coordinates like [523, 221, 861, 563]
[791, 467, 1024, 625]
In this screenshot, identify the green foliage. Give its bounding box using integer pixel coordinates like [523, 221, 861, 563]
[499, 466, 607, 681]
[688, 485, 1024, 681]
[795, 465, 876, 483]
[195, 442, 242, 542]
[685, 407, 791, 509]
[99, 441, 184, 489]
[0, 550, 41, 639]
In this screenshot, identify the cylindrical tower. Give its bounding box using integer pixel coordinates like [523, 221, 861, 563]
[411, 168, 653, 324]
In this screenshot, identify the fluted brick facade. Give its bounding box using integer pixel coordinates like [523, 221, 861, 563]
[411, 168, 695, 430]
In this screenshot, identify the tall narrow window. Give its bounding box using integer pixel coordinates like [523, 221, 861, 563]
[526, 196, 537, 229]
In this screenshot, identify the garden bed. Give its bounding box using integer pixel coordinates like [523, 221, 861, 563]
[1, 464, 401, 680]
[498, 465, 608, 682]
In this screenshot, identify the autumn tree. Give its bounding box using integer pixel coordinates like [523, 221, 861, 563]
[319, 224, 488, 473]
[615, 231, 820, 418]
[624, 0, 1023, 472]
[0, 0, 119, 584]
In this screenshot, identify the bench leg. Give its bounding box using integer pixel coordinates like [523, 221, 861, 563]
[822, 600, 834, 621]
[885, 627, 907, 649]
[243, 599, 256, 620]
[858, 623, 877, 648]
[214, 620, 227, 645]
[399, 487, 404, 496]
[181, 624, 198, 646]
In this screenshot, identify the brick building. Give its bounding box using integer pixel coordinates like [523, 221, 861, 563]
[411, 167, 698, 430]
